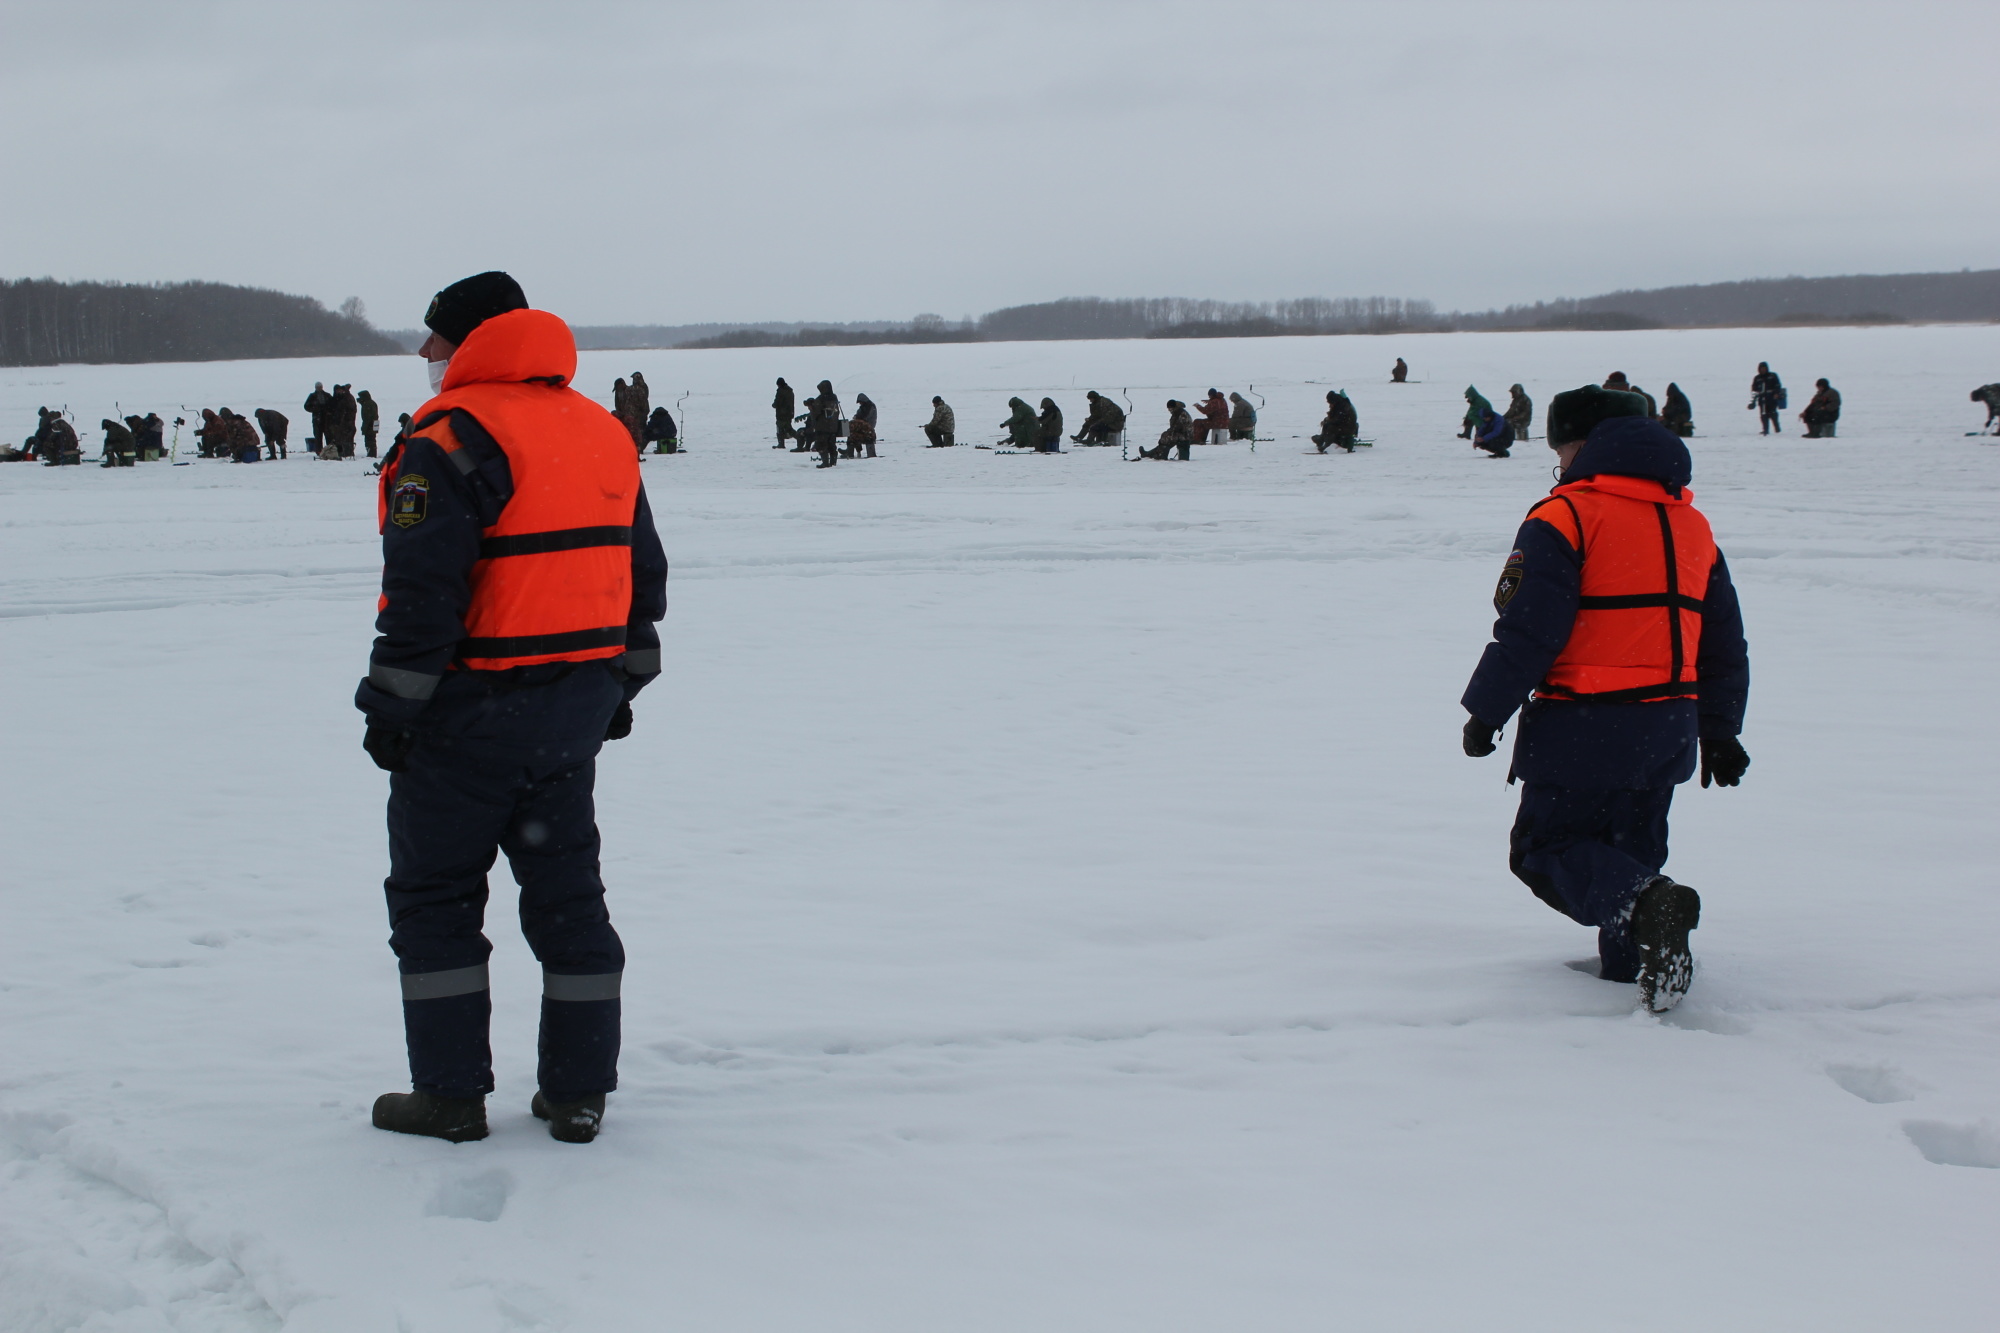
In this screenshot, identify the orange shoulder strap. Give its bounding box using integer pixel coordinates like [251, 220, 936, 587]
[1526, 494, 1585, 551]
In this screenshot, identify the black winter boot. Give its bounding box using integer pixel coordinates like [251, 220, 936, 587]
[372, 1091, 488, 1142]
[1631, 876, 1701, 1014]
[532, 1091, 606, 1144]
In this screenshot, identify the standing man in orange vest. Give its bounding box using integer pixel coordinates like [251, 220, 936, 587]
[355, 272, 668, 1143]
[1460, 386, 1749, 1013]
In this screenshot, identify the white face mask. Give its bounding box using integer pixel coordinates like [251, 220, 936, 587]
[427, 357, 450, 393]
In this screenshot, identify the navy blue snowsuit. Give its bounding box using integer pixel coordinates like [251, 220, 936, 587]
[1462, 418, 1748, 980]
[356, 413, 668, 1103]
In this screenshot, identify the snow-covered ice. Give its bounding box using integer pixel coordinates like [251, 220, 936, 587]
[3, 326, 1997, 1331]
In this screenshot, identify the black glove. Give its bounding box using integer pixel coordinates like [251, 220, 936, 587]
[1700, 735, 1750, 788]
[1462, 716, 1499, 758]
[363, 723, 416, 773]
[605, 701, 633, 742]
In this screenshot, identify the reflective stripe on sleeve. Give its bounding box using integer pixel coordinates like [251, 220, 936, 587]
[622, 649, 661, 675]
[543, 970, 622, 1002]
[369, 663, 442, 700]
[401, 963, 489, 1001]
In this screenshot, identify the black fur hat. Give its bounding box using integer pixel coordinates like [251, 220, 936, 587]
[1546, 385, 1647, 446]
[424, 271, 527, 346]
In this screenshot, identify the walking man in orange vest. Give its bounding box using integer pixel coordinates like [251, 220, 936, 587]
[1460, 386, 1750, 1012]
[356, 272, 669, 1142]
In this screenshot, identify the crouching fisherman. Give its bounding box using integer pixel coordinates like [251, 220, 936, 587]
[923, 396, 956, 447]
[1132, 399, 1194, 460]
[357, 272, 669, 1144]
[1470, 405, 1513, 458]
[1312, 390, 1358, 452]
[99, 418, 138, 467]
[1459, 386, 1750, 1013]
[1071, 391, 1125, 446]
[644, 405, 679, 454]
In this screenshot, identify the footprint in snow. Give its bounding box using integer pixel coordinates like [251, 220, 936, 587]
[1827, 1063, 1916, 1104]
[425, 1168, 514, 1222]
[1903, 1120, 2000, 1169]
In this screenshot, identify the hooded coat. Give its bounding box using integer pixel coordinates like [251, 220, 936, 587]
[1463, 386, 1494, 432]
[327, 386, 359, 448]
[1661, 383, 1693, 436]
[1194, 391, 1229, 437]
[806, 382, 842, 442]
[1229, 393, 1257, 435]
[848, 394, 878, 449]
[198, 409, 227, 455]
[1003, 397, 1040, 449]
[1037, 398, 1063, 450]
[1462, 416, 1748, 791]
[1319, 391, 1358, 445]
[1082, 394, 1125, 435]
[358, 308, 667, 722]
[101, 418, 136, 460]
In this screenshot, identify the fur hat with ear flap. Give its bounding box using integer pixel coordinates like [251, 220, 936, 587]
[1545, 384, 1648, 447]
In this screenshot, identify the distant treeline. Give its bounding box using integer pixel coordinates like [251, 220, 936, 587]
[979, 296, 1442, 341]
[373, 268, 2000, 356]
[26, 266, 1995, 367]
[679, 315, 982, 350]
[0, 279, 405, 367]
[1454, 269, 2000, 332]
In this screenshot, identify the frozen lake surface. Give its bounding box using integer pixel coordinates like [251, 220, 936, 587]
[3, 326, 1997, 1331]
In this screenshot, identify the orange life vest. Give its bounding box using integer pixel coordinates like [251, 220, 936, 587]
[1528, 474, 1715, 704]
[378, 309, 640, 672]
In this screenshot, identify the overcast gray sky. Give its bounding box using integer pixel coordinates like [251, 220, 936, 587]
[4, 0, 1995, 327]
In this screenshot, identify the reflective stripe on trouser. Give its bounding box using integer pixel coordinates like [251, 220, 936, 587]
[402, 963, 489, 1000]
[385, 667, 626, 1100]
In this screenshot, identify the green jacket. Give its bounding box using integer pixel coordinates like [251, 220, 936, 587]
[1003, 397, 1039, 448]
[1462, 386, 1493, 429]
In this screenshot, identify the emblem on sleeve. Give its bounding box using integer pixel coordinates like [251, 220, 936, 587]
[391, 474, 430, 528]
[1494, 549, 1525, 610]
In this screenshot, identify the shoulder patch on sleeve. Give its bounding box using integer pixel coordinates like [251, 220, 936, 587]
[390, 474, 429, 528]
[1494, 548, 1525, 610]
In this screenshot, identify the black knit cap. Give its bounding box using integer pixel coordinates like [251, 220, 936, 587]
[1545, 384, 1648, 446]
[424, 271, 527, 346]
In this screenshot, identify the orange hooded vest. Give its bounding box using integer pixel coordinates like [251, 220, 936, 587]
[1528, 473, 1715, 704]
[379, 309, 640, 671]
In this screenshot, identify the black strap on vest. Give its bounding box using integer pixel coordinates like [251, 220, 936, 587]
[478, 526, 632, 559]
[1655, 502, 1684, 682]
[458, 626, 628, 660]
[1535, 495, 1703, 702]
[1576, 593, 1706, 612]
[1536, 680, 1699, 705]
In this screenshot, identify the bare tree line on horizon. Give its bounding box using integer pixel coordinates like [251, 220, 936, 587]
[7, 269, 1998, 366]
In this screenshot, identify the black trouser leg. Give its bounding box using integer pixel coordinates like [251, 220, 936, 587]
[386, 753, 507, 1099]
[503, 754, 624, 1101]
[1509, 783, 1675, 983]
[382, 671, 622, 1100]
